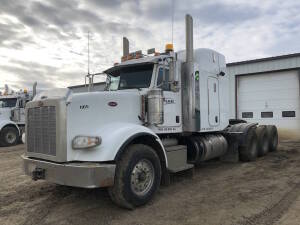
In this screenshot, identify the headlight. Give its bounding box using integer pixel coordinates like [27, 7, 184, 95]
[72, 136, 101, 149]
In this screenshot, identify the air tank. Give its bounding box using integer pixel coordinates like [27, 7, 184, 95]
[147, 89, 164, 125]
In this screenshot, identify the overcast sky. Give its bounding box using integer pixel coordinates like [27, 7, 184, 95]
[1, 0, 300, 91]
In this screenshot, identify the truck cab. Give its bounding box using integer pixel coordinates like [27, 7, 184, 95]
[22, 14, 278, 209]
[0, 85, 36, 146]
[0, 96, 18, 120]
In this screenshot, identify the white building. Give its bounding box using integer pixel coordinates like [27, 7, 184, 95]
[227, 53, 300, 141]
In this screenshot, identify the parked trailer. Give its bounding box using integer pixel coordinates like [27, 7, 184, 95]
[22, 15, 278, 209]
[0, 83, 37, 146]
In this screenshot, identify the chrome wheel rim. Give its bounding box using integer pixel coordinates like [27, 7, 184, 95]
[130, 159, 154, 196]
[6, 131, 16, 144]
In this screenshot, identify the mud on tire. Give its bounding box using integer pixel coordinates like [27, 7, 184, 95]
[266, 125, 278, 152]
[256, 126, 269, 157]
[108, 144, 161, 209]
[239, 128, 258, 162]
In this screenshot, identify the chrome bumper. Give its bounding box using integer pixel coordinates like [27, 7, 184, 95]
[22, 155, 116, 188]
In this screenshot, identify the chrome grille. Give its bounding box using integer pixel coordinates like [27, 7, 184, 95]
[27, 106, 56, 156]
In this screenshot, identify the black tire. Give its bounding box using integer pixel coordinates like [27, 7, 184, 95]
[0, 126, 19, 147]
[266, 125, 278, 152]
[239, 128, 258, 162]
[256, 126, 269, 157]
[185, 136, 201, 164]
[108, 144, 161, 209]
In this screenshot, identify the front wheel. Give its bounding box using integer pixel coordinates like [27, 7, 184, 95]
[108, 144, 161, 209]
[0, 126, 19, 147]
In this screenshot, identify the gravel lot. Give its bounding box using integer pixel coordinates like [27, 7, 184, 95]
[0, 142, 300, 225]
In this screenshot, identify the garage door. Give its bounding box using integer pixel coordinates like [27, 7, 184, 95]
[237, 70, 300, 140]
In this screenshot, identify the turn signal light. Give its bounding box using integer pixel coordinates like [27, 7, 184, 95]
[72, 136, 101, 149]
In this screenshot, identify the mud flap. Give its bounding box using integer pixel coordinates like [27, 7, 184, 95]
[32, 168, 46, 181]
[221, 133, 240, 163]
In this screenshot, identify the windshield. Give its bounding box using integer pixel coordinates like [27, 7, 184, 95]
[0, 98, 17, 108]
[106, 64, 154, 90]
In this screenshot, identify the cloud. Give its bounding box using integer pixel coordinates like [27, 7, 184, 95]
[0, 0, 300, 91]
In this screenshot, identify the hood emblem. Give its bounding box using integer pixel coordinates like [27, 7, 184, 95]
[108, 101, 118, 107]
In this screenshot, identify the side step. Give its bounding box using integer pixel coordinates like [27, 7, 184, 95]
[165, 145, 194, 173]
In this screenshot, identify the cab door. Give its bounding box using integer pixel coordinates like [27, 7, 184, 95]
[156, 67, 181, 130]
[208, 76, 220, 126]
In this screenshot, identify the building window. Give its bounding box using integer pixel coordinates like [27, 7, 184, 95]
[242, 112, 253, 118]
[282, 111, 296, 118]
[261, 112, 273, 118]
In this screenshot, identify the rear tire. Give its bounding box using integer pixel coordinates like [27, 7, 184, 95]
[0, 126, 19, 147]
[239, 128, 258, 162]
[108, 144, 161, 209]
[266, 125, 278, 152]
[256, 126, 269, 157]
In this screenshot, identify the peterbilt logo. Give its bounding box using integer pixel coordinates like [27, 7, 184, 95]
[108, 101, 118, 107]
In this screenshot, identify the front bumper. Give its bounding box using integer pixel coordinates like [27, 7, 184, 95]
[22, 155, 116, 188]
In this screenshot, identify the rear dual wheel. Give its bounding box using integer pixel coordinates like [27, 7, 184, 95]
[239, 127, 258, 162]
[256, 126, 269, 157]
[266, 125, 278, 152]
[256, 125, 278, 156]
[239, 125, 278, 162]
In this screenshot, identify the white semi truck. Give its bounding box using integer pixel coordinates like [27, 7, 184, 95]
[22, 15, 278, 209]
[0, 83, 37, 146]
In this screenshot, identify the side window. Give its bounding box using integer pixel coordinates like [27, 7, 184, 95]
[157, 67, 170, 91]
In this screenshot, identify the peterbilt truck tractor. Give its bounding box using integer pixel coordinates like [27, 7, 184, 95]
[0, 82, 37, 146]
[22, 15, 278, 209]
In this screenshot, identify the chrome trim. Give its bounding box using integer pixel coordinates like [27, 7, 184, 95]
[22, 155, 115, 188]
[25, 98, 67, 162]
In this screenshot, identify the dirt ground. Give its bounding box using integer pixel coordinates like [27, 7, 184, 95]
[0, 142, 300, 225]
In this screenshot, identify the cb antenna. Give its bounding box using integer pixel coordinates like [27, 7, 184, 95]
[87, 31, 90, 75]
[171, 0, 174, 44]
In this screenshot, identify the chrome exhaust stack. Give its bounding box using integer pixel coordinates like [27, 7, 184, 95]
[185, 14, 194, 63]
[123, 37, 129, 56]
[33, 82, 37, 97]
[182, 14, 196, 132]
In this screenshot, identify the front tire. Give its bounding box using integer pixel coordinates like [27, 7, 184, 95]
[0, 126, 19, 147]
[108, 144, 161, 209]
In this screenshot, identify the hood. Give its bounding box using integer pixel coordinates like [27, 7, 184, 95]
[66, 90, 143, 137]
